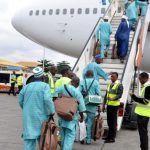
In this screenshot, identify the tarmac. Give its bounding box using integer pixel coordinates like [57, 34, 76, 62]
[0, 94, 149, 150]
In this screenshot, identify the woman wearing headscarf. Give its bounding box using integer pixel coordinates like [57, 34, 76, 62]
[115, 15, 130, 63]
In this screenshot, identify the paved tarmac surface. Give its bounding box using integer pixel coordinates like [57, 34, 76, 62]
[0, 94, 149, 150]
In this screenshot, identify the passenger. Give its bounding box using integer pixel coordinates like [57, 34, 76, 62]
[126, 0, 138, 30]
[83, 54, 108, 81]
[115, 15, 130, 63]
[68, 70, 76, 79]
[8, 71, 16, 96]
[137, 0, 148, 16]
[130, 72, 150, 150]
[55, 76, 86, 150]
[102, 72, 123, 143]
[49, 65, 58, 83]
[55, 67, 71, 90]
[16, 73, 23, 93]
[97, 16, 112, 59]
[79, 70, 101, 144]
[18, 67, 55, 150]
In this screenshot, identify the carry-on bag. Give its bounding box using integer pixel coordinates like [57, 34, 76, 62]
[92, 112, 104, 141]
[54, 85, 78, 121]
[40, 116, 58, 150]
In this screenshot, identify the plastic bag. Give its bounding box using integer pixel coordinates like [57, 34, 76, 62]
[79, 121, 87, 141]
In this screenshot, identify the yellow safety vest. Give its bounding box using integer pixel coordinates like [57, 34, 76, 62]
[106, 83, 120, 106]
[11, 74, 16, 83]
[45, 73, 55, 94]
[135, 84, 150, 117]
[55, 77, 71, 91]
[17, 76, 23, 86]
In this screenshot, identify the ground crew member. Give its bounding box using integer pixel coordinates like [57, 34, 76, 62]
[49, 65, 57, 83]
[8, 71, 16, 96]
[96, 16, 112, 59]
[55, 68, 71, 90]
[17, 73, 23, 93]
[19, 67, 55, 150]
[55, 76, 86, 150]
[130, 72, 150, 150]
[44, 67, 55, 95]
[102, 72, 123, 143]
[83, 54, 108, 81]
[79, 70, 101, 144]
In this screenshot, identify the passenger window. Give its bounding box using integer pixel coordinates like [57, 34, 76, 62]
[49, 9, 53, 15]
[78, 8, 82, 14]
[93, 8, 98, 14]
[36, 10, 39, 16]
[42, 9, 46, 15]
[56, 9, 60, 15]
[70, 8, 74, 14]
[29, 10, 33, 16]
[85, 8, 90, 14]
[101, 8, 105, 14]
[63, 9, 67, 15]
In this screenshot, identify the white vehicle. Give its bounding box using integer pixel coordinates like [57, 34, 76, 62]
[0, 71, 32, 92]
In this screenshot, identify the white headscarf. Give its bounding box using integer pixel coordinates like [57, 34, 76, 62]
[122, 15, 129, 28]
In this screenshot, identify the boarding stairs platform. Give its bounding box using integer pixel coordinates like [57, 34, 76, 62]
[72, 0, 150, 131]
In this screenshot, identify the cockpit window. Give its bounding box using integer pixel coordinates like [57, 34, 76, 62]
[49, 9, 53, 15]
[56, 9, 60, 15]
[85, 8, 90, 14]
[93, 8, 98, 14]
[78, 8, 82, 14]
[42, 9, 46, 15]
[29, 10, 33, 16]
[70, 8, 74, 14]
[63, 9, 67, 15]
[36, 10, 39, 16]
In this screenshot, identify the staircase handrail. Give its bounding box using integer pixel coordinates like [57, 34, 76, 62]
[72, 0, 117, 72]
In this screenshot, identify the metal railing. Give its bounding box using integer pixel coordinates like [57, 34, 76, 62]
[72, 0, 119, 79]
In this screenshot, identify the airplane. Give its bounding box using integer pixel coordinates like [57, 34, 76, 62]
[11, 0, 110, 57]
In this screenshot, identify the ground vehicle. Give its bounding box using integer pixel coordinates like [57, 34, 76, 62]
[0, 70, 32, 92]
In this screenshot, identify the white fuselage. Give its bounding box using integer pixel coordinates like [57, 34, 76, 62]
[12, 0, 109, 57]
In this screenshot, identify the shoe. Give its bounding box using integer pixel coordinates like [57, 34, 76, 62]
[104, 139, 115, 143]
[102, 137, 109, 140]
[80, 140, 85, 144]
[120, 59, 124, 63]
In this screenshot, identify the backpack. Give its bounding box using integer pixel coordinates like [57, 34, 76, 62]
[92, 112, 104, 141]
[40, 116, 58, 150]
[54, 85, 79, 121]
[81, 79, 94, 98]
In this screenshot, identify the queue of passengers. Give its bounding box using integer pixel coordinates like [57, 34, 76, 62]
[17, 52, 125, 150]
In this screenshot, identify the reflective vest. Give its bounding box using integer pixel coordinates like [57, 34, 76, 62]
[55, 77, 71, 91]
[45, 73, 55, 94]
[106, 83, 120, 106]
[11, 74, 16, 83]
[135, 84, 150, 117]
[17, 76, 23, 86]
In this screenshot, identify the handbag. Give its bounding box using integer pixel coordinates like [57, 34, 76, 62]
[85, 95, 103, 106]
[92, 112, 104, 141]
[40, 116, 58, 150]
[54, 85, 78, 121]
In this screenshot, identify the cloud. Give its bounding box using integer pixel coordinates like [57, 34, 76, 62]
[0, 0, 77, 68]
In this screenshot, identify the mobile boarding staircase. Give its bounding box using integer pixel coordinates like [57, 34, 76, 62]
[72, 0, 150, 131]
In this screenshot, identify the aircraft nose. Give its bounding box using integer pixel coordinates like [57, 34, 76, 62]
[11, 12, 23, 32]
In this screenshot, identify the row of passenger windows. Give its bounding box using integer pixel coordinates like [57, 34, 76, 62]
[29, 8, 103, 16]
